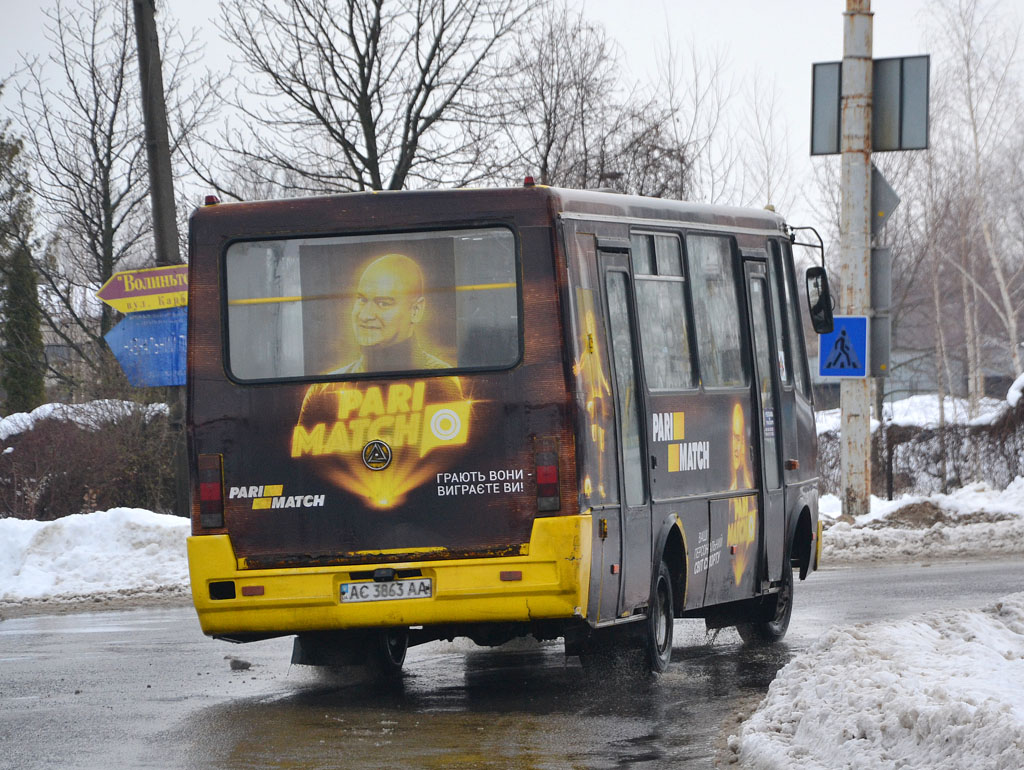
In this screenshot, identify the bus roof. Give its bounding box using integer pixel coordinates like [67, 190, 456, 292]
[546, 186, 789, 234]
[191, 185, 789, 238]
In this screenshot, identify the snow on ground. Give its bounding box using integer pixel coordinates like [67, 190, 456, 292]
[819, 478, 1024, 563]
[0, 508, 189, 605]
[735, 387, 1024, 770]
[733, 593, 1024, 769]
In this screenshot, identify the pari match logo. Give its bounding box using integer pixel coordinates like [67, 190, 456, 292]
[229, 484, 325, 510]
[291, 379, 475, 509]
[292, 380, 472, 459]
[651, 410, 710, 473]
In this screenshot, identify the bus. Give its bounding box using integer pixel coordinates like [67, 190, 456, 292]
[186, 184, 833, 675]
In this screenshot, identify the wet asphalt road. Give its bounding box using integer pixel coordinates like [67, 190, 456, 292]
[2, 559, 1023, 770]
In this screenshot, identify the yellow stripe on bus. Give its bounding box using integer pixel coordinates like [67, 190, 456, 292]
[227, 283, 516, 306]
[454, 282, 516, 292]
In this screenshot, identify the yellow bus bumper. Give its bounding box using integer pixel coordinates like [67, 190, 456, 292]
[188, 515, 592, 637]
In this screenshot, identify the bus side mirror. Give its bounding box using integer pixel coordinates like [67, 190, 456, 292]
[805, 266, 834, 334]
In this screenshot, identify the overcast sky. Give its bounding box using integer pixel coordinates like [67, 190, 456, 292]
[0, 0, 935, 225]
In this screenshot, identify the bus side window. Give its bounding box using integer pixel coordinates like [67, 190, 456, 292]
[630, 234, 655, 274]
[686, 234, 748, 388]
[654, 234, 683, 276]
[632, 232, 695, 391]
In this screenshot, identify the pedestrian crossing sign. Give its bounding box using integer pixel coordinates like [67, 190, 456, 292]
[819, 315, 869, 378]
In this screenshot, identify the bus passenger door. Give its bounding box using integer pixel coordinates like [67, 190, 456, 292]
[600, 248, 653, 618]
[743, 261, 785, 584]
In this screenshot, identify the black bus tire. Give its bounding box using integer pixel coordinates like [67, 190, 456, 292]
[645, 560, 674, 673]
[737, 564, 794, 645]
[368, 628, 408, 678]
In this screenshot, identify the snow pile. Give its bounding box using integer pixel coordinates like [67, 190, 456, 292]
[815, 394, 1006, 435]
[0, 399, 168, 442]
[819, 479, 1024, 563]
[734, 593, 1024, 769]
[1007, 372, 1024, 409]
[0, 508, 189, 604]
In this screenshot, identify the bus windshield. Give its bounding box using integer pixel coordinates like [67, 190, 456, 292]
[225, 227, 519, 381]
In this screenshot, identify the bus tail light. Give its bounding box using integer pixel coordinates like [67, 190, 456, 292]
[198, 453, 225, 529]
[535, 437, 561, 513]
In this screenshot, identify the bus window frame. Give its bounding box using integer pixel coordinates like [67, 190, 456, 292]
[218, 222, 526, 386]
[683, 230, 752, 394]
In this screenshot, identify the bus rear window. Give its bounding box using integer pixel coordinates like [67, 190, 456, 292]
[225, 227, 519, 381]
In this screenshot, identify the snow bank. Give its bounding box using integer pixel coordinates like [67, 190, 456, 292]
[819, 479, 1024, 563]
[0, 508, 189, 604]
[1007, 373, 1024, 409]
[815, 394, 1006, 435]
[734, 593, 1024, 769]
[0, 399, 168, 442]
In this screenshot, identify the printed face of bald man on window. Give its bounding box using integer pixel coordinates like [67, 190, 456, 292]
[353, 254, 425, 348]
[332, 253, 448, 374]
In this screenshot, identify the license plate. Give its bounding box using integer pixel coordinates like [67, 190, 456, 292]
[340, 578, 433, 603]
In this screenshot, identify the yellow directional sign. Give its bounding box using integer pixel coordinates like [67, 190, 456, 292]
[97, 264, 188, 313]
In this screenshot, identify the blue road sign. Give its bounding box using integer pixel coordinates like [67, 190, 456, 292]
[104, 306, 186, 387]
[819, 315, 869, 378]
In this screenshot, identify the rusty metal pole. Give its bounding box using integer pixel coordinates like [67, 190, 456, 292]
[840, 0, 873, 518]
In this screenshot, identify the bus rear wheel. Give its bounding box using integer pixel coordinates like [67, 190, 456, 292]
[736, 564, 793, 645]
[368, 628, 408, 678]
[645, 560, 674, 673]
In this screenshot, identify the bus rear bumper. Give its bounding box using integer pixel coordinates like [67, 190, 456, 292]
[187, 515, 592, 638]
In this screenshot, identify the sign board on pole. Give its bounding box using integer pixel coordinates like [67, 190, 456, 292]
[873, 56, 929, 151]
[818, 315, 869, 378]
[811, 61, 842, 156]
[97, 264, 188, 314]
[104, 306, 186, 387]
[811, 55, 930, 155]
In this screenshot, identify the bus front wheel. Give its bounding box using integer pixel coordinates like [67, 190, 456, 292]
[736, 565, 793, 645]
[645, 560, 674, 673]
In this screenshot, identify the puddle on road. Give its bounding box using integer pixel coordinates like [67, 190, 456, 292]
[161, 623, 796, 770]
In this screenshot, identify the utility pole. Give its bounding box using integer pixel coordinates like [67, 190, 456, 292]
[840, 0, 873, 517]
[133, 0, 188, 519]
[133, 0, 180, 267]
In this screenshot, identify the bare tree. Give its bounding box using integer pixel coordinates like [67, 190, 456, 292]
[928, 0, 1024, 393]
[740, 74, 795, 213]
[492, 11, 740, 203]
[486, 1, 625, 188]
[15, 0, 149, 392]
[209, 0, 536, 199]
[649, 40, 739, 204]
[11, 0, 218, 395]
